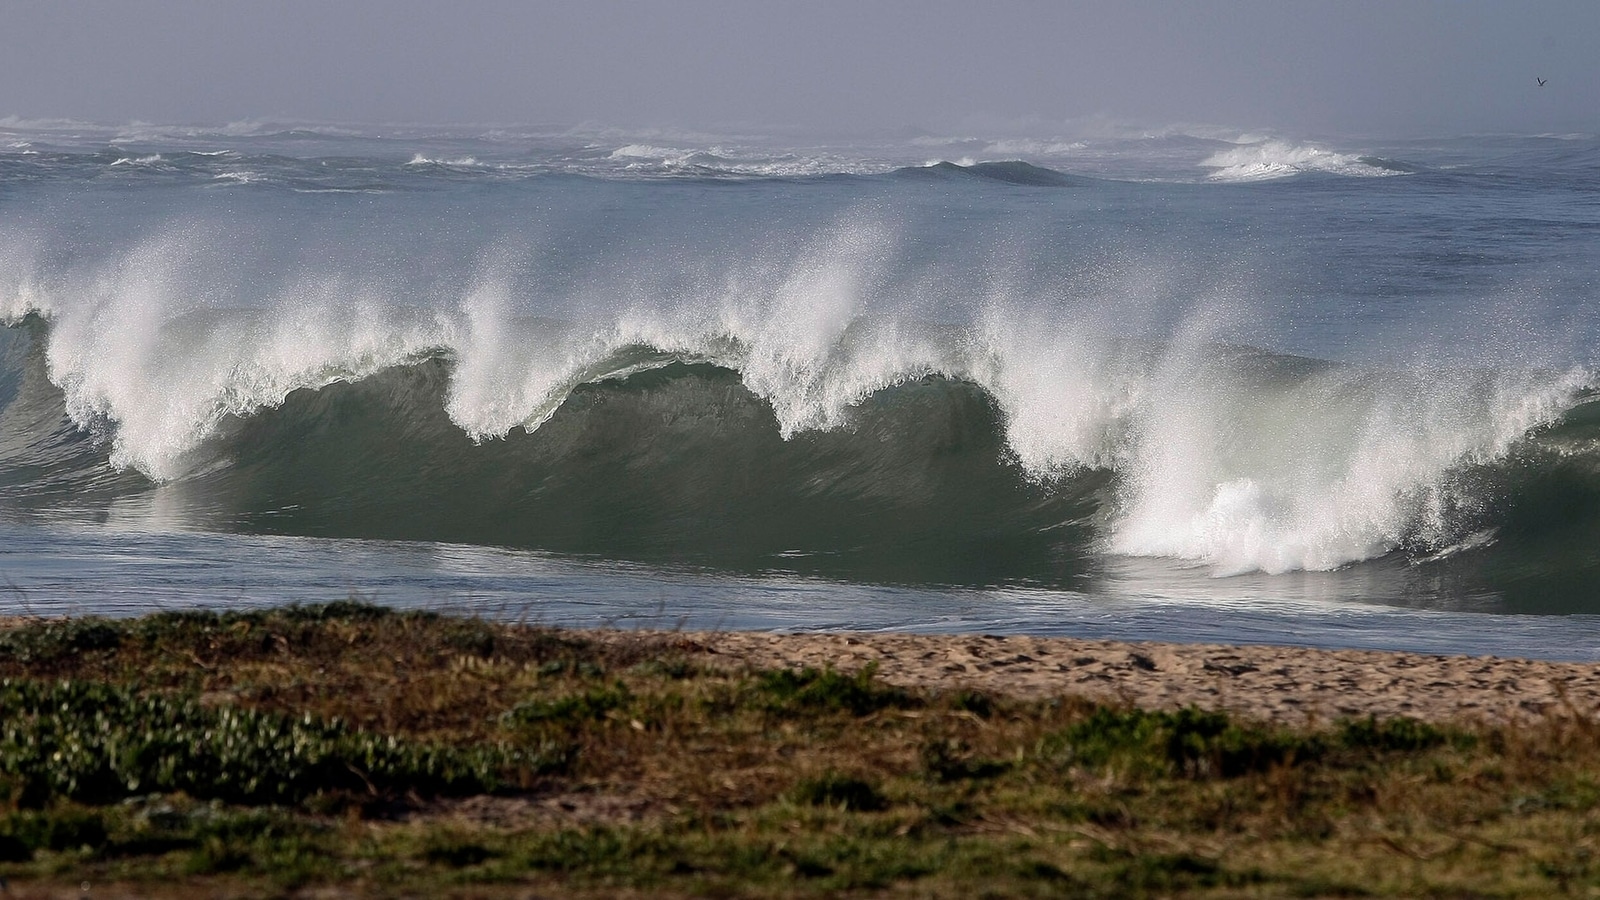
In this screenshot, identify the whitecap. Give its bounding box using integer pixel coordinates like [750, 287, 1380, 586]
[1202, 140, 1404, 181]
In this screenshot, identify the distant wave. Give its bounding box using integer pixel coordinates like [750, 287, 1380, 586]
[406, 154, 481, 167]
[0, 117, 1443, 186]
[108, 154, 164, 167]
[608, 143, 680, 160]
[893, 160, 1086, 186]
[211, 171, 264, 185]
[602, 143, 891, 179]
[1202, 140, 1410, 181]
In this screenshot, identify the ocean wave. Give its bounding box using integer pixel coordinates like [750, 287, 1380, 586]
[0, 144, 1586, 588]
[1202, 140, 1409, 181]
[108, 154, 164, 167]
[0, 314, 1596, 596]
[0, 279, 1586, 584]
[601, 143, 893, 179]
[211, 171, 265, 185]
[406, 154, 482, 167]
[608, 143, 681, 160]
[893, 160, 1084, 186]
[0, 119, 1429, 187]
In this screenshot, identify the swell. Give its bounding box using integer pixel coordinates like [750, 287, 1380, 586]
[887, 160, 1091, 187]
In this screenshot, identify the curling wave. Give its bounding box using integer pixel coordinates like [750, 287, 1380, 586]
[0, 310, 1593, 603]
[1, 124, 1596, 610]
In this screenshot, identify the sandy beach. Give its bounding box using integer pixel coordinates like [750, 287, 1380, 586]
[594, 628, 1600, 725]
[9, 612, 1598, 725]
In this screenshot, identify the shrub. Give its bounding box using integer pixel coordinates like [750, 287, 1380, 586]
[504, 685, 629, 727]
[0, 619, 122, 664]
[1336, 715, 1462, 753]
[0, 678, 559, 808]
[1050, 707, 1318, 779]
[756, 665, 915, 716]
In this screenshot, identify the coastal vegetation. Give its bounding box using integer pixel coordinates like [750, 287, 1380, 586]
[0, 603, 1597, 897]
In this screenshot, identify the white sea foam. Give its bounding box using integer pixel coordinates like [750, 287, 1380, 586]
[602, 143, 890, 179]
[406, 154, 480, 167]
[444, 278, 608, 439]
[609, 144, 682, 160]
[1108, 357, 1583, 573]
[1202, 140, 1401, 181]
[921, 157, 978, 168]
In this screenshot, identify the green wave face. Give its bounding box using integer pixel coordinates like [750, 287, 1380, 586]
[5, 316, 1600, 609]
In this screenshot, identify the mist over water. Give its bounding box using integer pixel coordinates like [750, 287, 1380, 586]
[3, 121, 1600, 648]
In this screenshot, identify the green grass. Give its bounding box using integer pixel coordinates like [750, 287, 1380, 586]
[0, 602, 1596, 897]
[0, 678, 563, 808]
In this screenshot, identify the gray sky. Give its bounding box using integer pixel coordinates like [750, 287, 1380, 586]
[1, 0, 1594, 137]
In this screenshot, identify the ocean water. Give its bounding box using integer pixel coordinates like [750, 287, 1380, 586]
[2, 120, 1600, 659]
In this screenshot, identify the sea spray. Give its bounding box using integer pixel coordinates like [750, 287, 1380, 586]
[0, 124, 1597, 610]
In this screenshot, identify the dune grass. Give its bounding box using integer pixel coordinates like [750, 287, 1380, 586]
[0, 602, 1597, 897]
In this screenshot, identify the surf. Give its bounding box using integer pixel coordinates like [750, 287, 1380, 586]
[1, 125, 1598, 613]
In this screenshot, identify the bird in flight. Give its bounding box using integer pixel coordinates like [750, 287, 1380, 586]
[1537, 77, 1547, 87]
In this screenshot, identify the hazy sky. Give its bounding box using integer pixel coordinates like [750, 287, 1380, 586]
[2, 0, 1594, 137]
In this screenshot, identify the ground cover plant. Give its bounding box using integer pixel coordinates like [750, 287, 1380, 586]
[0, 602, 1598, 897]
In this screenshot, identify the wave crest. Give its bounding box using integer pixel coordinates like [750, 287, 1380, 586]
[0, 177, 1584, 581]
[1202, 140, 1408, 181]
[2, 293, 1585, 581]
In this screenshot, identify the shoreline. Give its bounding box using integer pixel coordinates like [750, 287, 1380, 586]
[8, 610, 1599, 725]
[595, 627, 1600, 725]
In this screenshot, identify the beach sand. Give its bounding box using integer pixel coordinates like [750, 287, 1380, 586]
[8, 612, 1598, 725]
[593, 629, 1600, 725]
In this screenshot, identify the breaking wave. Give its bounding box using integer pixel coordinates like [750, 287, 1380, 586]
[1202, 140, 1411, 181]
[1, 126, 1596, 607]
[0, 293, 1590, 596]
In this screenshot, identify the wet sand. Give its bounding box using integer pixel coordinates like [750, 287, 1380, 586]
[596, 629, 1600, 725]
